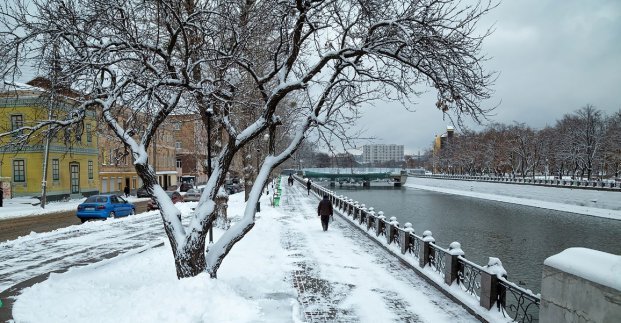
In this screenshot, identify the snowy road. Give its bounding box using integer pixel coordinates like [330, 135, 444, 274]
[0, 210, 166, 292]
[280, 182, 479, 322]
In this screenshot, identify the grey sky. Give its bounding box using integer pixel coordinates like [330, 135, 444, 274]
[354, 0, 621, 155]
[10, 1, 620, 156]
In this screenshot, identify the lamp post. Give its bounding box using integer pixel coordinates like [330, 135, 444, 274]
[263, 133, 270, 195]
[206, 107, 213, 244]
[255, 146, 261, 212]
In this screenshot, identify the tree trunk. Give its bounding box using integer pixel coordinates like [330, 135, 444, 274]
[175, 239, 207, 278]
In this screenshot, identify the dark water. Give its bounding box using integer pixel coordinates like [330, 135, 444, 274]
[322, 183, 621, 292]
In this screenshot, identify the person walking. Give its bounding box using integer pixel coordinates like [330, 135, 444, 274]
[0, 186, 3, 207]
[123, 185, 130, 198]
[288, 174, 293, 186]
[306, 179, 311, 195]
[317, 194, 333, 231]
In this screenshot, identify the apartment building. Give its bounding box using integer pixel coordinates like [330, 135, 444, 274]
[170, 114, 208, 185]
[98, 115, 178, 193]
[362, 144, 404, 164]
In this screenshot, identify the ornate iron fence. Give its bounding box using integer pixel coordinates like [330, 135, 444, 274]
[457, 257, 483, 299]
[499, 278, 541, 323]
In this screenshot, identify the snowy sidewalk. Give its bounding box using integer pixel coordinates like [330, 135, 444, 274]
[279, 182, 478, 322]
[7, 182, 481, 322]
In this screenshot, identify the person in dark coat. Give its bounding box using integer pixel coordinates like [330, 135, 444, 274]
[288, 175, 293, 186]
[306, 179, 311, 195]
[317, 195, 333, 231]
[0, 187, 3, 207]
[123, 185, 130, 198]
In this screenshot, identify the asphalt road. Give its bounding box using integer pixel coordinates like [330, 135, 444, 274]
[0, 200, 150, 242]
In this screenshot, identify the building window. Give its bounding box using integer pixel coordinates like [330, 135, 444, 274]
[52, 159, 60, 180]
[174, 122, 181, 130]
[11, 115, 24, 137]
[176, 159, 182, 168]
[175, 141, 181, 149]
[88, 160, 94, 179]
[86, 124, 92, 142]
[13, 160, 25, 182]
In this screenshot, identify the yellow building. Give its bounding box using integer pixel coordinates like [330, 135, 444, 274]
[0, 81, 99, 200]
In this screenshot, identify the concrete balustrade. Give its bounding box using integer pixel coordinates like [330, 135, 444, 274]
[540, 248, 621, 323]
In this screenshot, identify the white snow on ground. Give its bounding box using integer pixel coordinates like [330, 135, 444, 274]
[5, 177, 619, 322]
[8, 181, 483, 323]
[405, 177, 621, 220]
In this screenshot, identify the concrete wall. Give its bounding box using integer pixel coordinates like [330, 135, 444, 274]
[540, 249, 621, 323]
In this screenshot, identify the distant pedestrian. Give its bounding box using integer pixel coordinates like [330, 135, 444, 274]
[306, 179, 311, 195]
[317, 195, 333, 231]
[0, 187, 3, 207]
[123, 185, 130, 198]
[288, 175, 293, 186]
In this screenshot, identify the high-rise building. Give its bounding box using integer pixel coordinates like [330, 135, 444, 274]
[362, 144, 404, 164]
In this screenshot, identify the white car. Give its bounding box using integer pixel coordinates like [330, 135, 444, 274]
[184, 188, 202, 202]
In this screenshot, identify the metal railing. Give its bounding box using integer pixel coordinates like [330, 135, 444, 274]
[297, 175, 541, 322]
[411, 174, 621, 191]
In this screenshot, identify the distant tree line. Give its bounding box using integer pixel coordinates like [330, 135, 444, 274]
[433, 105, 621, 180]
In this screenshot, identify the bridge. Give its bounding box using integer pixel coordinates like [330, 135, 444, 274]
[301, 170, 408, 187]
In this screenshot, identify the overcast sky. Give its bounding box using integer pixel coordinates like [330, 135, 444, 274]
[12, 1, 620, 156]
[353, 0, 621, 155]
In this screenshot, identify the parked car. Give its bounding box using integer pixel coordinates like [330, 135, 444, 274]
[179, 182, 193, 192]
[147, 191, 184, 211]
[77, 194, 135, 223]
[136, 187, 150, 198]
[184, 188, 203, 202]
[224, 181, 242, 194]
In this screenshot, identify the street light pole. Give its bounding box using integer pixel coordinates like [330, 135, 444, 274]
[207, 107, 213, 244]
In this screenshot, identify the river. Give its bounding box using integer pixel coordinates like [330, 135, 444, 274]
[319, 182, 621, 292]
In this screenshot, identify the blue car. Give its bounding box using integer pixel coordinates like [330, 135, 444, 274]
[77, 194, 135, 223]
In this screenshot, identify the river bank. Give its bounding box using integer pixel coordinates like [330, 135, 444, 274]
[405, 176, 621, 220]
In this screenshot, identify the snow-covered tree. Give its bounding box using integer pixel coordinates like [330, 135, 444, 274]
[1, 0, 496, 278]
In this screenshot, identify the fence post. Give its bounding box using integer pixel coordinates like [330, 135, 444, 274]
[348, 200, 355, 217]
[353, 202, 360, 220]
[367, 209, 376, 231]
[444, 242, 464, 285]
[400, 222, 414, 254]
[375, 212, 386, 237]
[358, 207, 373, 224]
[359, 205, 367, 224]
[387, 216, 399, 244]
[419, 230, 435, 267]
[480, 257, 507, 310]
